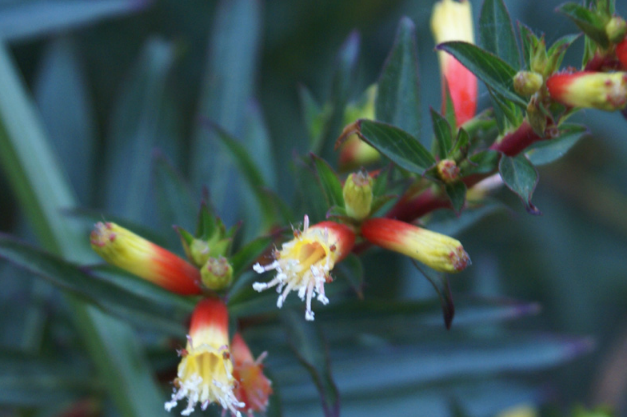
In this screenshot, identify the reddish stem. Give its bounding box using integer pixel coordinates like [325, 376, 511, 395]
[489, 120, 546, 156]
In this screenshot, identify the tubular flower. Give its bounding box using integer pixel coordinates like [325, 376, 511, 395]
[231, 333, 272, 415]
[252, 216, 356, 321]
[431, 0, 477, 126]
[90, 222, 201, 295]
[546, 71, 627, 111]
[165, 298, 244, 416]
[361, 218, 470, 273]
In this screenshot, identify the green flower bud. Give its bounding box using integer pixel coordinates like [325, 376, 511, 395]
[606, 16, 627, 43]
[201, 256, 233, 290]
[343, 171, 373, 220]
[513, 71, 544, 96]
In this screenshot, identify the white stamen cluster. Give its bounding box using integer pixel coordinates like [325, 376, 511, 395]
[252, 216, 335, 321]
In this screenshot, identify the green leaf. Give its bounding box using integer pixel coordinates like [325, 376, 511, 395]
[152, 151, 197, 231]
[445, 181, 467, 214]
[335, 253, 364, 298]
[431, 108, 453, 159]
[428, 199, 504, 237]
[526, 124, 588, 166]
[0, 235, 192, 337]
[437, 42, 526, 107]
[499, 154, 540, 214]
[104, 38, 175, 225]
[448, 127, 470, 159]
[479, 0, 520, 70]
[557, 3, 609, 48]
[312, 154, 344, 207]
[191, 0, 261, 221]
[282, 310, 340, 417]
[315, 31, 360, 157]
[519, 23, 536, 69]
[231, 235, 274, 282]
[0, 351, 99, 406]
[0, 40, 169, 417]
[209, 123, 277, 231]
[463, 150, 500, 176]
[376, 17, 421, 142]
[411, 262, 455, 329]
[487, 86, 523, 132]
[0, 0, 151, 42]
[356, 120, 436, 175]
[299, 85, 325, 143]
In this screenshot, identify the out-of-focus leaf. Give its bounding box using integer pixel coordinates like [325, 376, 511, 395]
[104, 38, 175, 225]
[557, 3, 609, 48]
[437, 42, 526, 107]
[0, 40, 168, 417]
[244, 100, 277, 188]
[34, 36, 96, 205]
[312, 154, 344, 207]
[335, 253, 364, 298]
[230, 235, 274, 284]
[282, 310, 339, 417]
[412, 262, 455, 329]
[315, 31, 360, 157]
[428, 199, 505, 237]
[499, 155, 540, 215]
[526, 124, 588, 166]
[479, 0, 520, 70]
[354, 120, 435, 175]
[487, 86, 523, 132]
[208, 123, 276, 231]
[0, 235, 191, 337]
[449, 128, 470, 159]
[464, 150, 500, 176]
[0, 351, 99, 406]
[445, 181, 467, 214]
[519, 23, 535, 69]
[190, 0, 261, 225]
[0, 0, 151, 42]
[152, 151, 197, 231]
[431, 108, 453, 159]
[300, 85, 325, 143]
[376, 17, 421, 143]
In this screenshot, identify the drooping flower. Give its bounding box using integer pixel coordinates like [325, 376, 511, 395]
[165, 298, 244, 416]
[252, 216, 356, 321]
[431, 0, 477, 126]
[90, 222, 201, 295]
[361, 218, 470, 273]
[231, 333, 272, 415]
[546, 71, 627, 111]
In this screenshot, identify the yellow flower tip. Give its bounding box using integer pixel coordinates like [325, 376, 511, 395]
[361, 218, 471, 273]
[431, 0, 474, 47]
[201, 256, 233, 291]
[90, 222, 202, 295]
[343, 171, 374, 220]
[231, 333, 272, 414]
[166, 299, 244, 417]
[436, 159, 460, 184]
[252, 215, 356, 321]
[547, 71, 627, 111]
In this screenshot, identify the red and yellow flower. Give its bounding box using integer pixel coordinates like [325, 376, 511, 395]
[231, 333, 272, 415]
[90, 222, 201, 295]
[253, 216, 356, 320]
[546, 71, 627, 111]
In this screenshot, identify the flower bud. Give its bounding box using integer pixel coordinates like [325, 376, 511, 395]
[431, 0, 477, 125]
[201, 256, 233, 290]
[343, 171, 373, 220]
[90, 222, 201, 295]
[606, 16, 627, 43]
[361, 218, 470, 273]
[436, 159, 460, 184]
[546, 71, 627, 111]
[513, 71, 544, 96]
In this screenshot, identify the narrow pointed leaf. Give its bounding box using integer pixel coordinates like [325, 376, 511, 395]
[526, 124, 587, 165]
[282, 310, 340, 417]
[445, 181, 467, 214]
[299, 85, 325, 143]
[231, 235, 274, 281]
[431, 108, 453, 159]
[312, 154, 344, 207]
[479, 0, 520, 69]
[557, 3, 609, 48]
[437, 42, 526, 107]
[499, 154, 540, 214]
[356, 120, 436, 175]
[376, 17, 421, 142]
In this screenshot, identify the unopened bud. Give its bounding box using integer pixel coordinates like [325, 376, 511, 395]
[606, 16, 627, 43]
[546, 71, 627, 111]
[513, 71, 544, 96]
[437, 159, 460, 184]
[343, 171, 373, 220]
[201, 256, 233, 290]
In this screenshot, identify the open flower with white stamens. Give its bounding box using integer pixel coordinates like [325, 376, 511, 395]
[165, 298, 244, 416]
[252, 216, 356, 321]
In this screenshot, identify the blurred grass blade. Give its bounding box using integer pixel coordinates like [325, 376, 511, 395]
[282, 310, 340, 417]
[34, 36, 96, 205]
[312, 154, 344, 208]
[0, 0, 152, 42]
[191, 0, 261, 225]
[0, 350, 99, 406]
[376, 17, 422, 143]
[104, 38, 175, 226]
[0, 234, 191, 336]
[0, 41, 168, 417]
